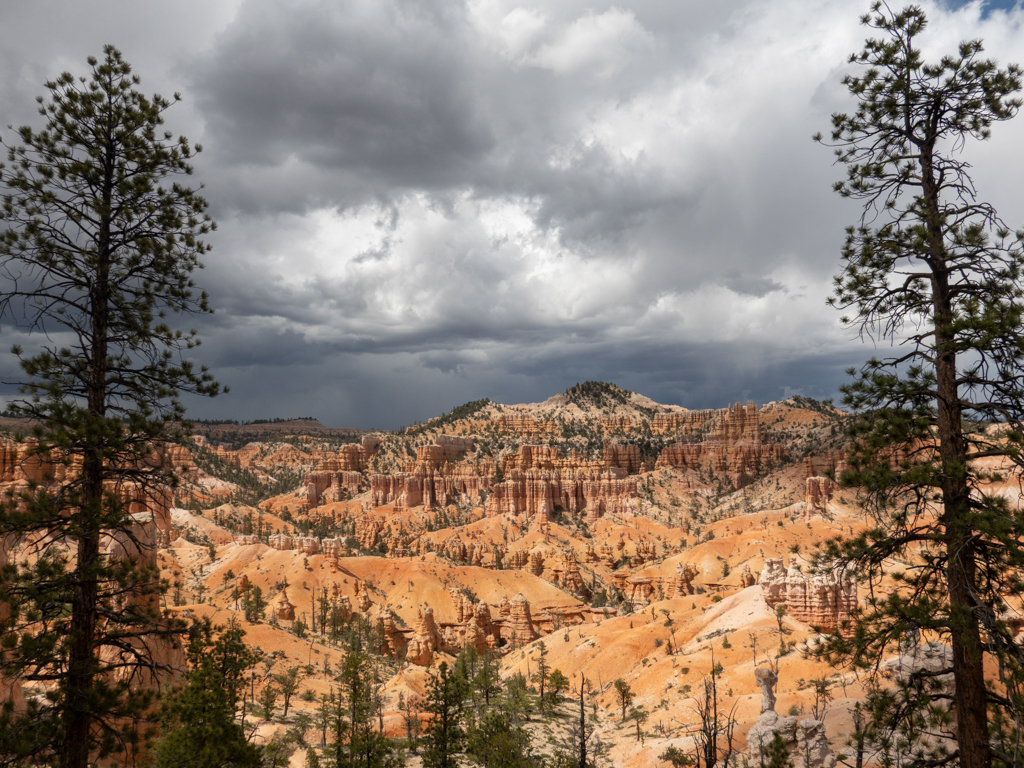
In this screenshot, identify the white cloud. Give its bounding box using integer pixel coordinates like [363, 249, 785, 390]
[529, 8, 653, 77]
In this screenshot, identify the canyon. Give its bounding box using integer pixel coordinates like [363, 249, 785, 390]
[0, 383, 990, 767]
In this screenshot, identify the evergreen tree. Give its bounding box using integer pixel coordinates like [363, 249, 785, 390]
[472, 650, 502, 709]
[547, 669, 570, 705]
[243, 585, 267, 623]
[332, 640, 398, 768]
[397, 691, 423, 750]
[154, 621, 262, 768]
[274, 666, 302, 719]
[613, 679, 634, 722]
[0, 46, 221, 768]
[465, 711, 537, 768]
[628, 707, 648, 744]
[259, 685, 279, 722]
[658, 746, 690, 768]
[532, 641, 550, 712]
[501, 672, 535, 727]
[763, 733, 793, 768]
[814, 5, 1024, 768]
[317, 692, 334, 748]
[422, 661, 467, 768]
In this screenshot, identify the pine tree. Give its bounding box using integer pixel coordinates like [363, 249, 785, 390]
[472, 650, 502, 709]
[243, 585, 267, 623]
[273, 666, 302, 719]
[763, 733, 793, 768]
[154, 620, 262, 768]
[465, 711, 536, 768]
[547, 669, 570, 705]
[259, 685, 279, 722]
[501, 672, 534, 727]
[532, 641, 550, 712]
[813, 5, 1024, 768]
[613, 679, 634, 722]
[0, 46, 221, 768]
[332, 639, 398, 768]
[422, 661, 467, 768]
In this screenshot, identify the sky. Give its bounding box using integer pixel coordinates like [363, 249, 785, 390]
[1, 0, 1023, 429]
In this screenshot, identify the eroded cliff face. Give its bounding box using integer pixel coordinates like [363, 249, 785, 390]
[0, 439, 174, 536]
[493, 414, 559, 437]
[758, 557, 857, 633]
[0, 440, 78, 486]
[363, 440, 645, 524]
[225, 399, 815, 613]
[805, 476, 839, 516]
[305, 470, 363, 506]
[485, 467, 639, 520]
[655, 401, 783, 485]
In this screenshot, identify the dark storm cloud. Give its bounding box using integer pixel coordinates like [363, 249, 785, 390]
[194, 0, 494, 197]
[3, 0, 1024, 428]
[182, 334, 863, 429]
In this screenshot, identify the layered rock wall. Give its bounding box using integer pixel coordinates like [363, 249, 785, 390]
[500, 444, 604, 474]
[304, 470, 362, 506]
[403, 591, 547, 665]
[805, 476, 838, 516]
[312, 436, 380, 474]
[370, 462, 494, 509]
[651, 405, 741, 436]
[371, 473, 424, 509]
[493, 415, 558, 437]
[602, 439, 641, 474]
[654, 402, 781, 485]
[434, 435, 474, 459]
[484, 467, 637, 520]
[803, 452, 845, 480]
[758, 557, 857, 633]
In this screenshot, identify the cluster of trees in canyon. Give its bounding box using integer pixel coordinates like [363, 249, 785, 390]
[2, 3, 1024, 767]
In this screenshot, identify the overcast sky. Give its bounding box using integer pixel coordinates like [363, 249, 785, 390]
[2, 0, 1023, 428]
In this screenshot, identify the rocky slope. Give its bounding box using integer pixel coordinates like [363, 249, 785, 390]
[2, 383, 981, 767]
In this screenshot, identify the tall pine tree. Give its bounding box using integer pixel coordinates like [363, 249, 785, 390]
[814, 5, 1024, 767]
[422, 661, 467, 768]
[154, 620, 262, 768]
[0, 46, 221, 768]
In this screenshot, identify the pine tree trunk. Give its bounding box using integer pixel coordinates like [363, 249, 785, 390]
[925, 143, 992, 768]
[937, 351, 990, 768]
[63, 514, 99, 768]
[62, 326, 107, 768]
[61, 139, 114, 768]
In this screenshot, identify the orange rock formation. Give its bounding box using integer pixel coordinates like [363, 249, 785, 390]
[758, 557, 857, 633]
[805, 476, 839, 516]
[654, 402, 782, 485]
